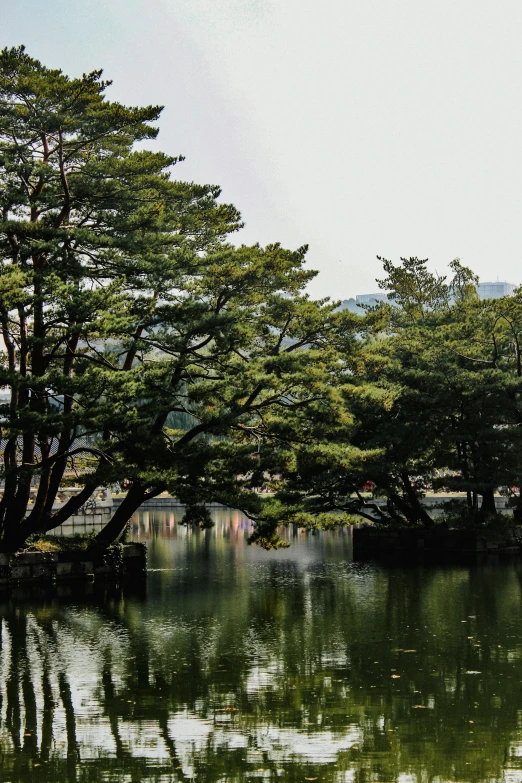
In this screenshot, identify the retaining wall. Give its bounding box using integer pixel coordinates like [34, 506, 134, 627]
[353, 526, 522, 559]
[114, 493, 513, 513]
[112, 496, 225, 510]
[0, 543, 146, 587]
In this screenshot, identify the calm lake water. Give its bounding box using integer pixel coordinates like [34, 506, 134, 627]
[1, 509, 522, 782]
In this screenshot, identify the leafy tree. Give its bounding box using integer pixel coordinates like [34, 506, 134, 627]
[376, 255, 448, 319]
[274, 257, 522, 531]
[0, 47, 336, 551]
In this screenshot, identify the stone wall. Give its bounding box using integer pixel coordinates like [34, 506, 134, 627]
[353, 526, 522, 559]
[48, 487, 113, 532]
[111, 495, 224, 509]
[0, 543, 146, 587]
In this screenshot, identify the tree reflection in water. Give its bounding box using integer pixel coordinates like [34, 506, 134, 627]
[1, 511, 522, 782]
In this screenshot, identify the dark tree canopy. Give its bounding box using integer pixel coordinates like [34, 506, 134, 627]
[273, 258, 522, 534]
[0, 47, 338, 551]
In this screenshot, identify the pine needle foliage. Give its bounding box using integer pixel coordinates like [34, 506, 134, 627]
[0, 47, 337, 551]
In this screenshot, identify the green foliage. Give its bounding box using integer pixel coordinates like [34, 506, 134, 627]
[2, 46, 520, 551]
[22, 531, 100, 551]
[0, 47, 339, 551]
[267, 255, 522, 535]
[376, 255, 448, 319]
[180, 505, 214, 529]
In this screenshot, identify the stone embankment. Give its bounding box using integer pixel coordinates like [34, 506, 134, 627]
[353, 526, 522, 559]
[0, 543, 146, 587]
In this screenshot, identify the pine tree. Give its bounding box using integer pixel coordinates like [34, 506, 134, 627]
[0, 47, 335, 551]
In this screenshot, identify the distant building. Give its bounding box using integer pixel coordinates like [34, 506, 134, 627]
[476, 281, 515, 300]
[338, 293, 392, 315]
[338, 281, 517, 313]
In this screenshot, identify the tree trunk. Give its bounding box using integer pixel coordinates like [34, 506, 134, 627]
[0, 441, 19, 532]
[44, 481, 100, 532]
[400, 472, 435, 527]
[480, 487, 497, 515]
[0, 480, 100, 553]
[94, 483, 147, 546]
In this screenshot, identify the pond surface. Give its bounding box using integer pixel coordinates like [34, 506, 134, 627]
[1, 509, 522, 782]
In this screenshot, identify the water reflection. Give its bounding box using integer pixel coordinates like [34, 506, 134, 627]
[1, 511, 522, 781]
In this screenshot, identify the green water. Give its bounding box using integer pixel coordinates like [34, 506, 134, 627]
[1, 509, 522, 782]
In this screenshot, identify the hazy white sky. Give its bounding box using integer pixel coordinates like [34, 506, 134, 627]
[3, 0, 522, 299]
